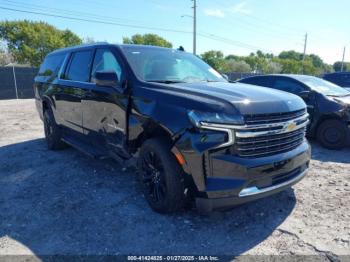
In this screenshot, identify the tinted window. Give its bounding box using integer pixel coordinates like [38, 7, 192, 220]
[91, 49, 122, 80]
[38, 54, 65, 77]
[298, 76, 349, 96]
[240, 76, 273, 87]
[273, 78, 305, 94]
[66, 50, 93, 82]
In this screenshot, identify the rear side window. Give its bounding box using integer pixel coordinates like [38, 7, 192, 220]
[273, 78, 305, 94]
[91, 49, 122, 80]
[241, 76, 273, 87]
[66, 50, 93, 82]
[38, 54, 65, 77]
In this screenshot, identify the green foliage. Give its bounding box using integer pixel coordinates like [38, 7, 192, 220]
[200, 49, 333, 75]
[278, 50, 303, 61]
[123, 34, 172, 48]
[223, 59, 251, 73]
[0, 20, 82, 66]
[333, 61, 350, 72]
[200, 50, 225, 72]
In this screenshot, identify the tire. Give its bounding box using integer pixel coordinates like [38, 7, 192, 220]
[316, 119, 349, 150]
[137, 138, 186, 213]
[43, 108, 66, 150]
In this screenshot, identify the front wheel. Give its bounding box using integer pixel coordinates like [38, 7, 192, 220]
[137, 138, 186, 213]
[316, 119, 349, 150]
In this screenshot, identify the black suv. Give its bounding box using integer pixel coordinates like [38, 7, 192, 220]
[34, 43, 310, 213]
[239, 74, 350, 149]
[323, 72, 350, 90]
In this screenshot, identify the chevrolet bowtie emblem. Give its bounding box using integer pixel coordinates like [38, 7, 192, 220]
[286, 122, 297, 132]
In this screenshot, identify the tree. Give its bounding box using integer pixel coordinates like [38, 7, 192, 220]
[223, 59, 251, 73]
[200, 50, 225, 72]
[333, 61, 349, 72]
[266, 61, 282, 74]
[0, 42, 14, 65]
[278, 50, 303, 61]
[123, 34, 172, 48]
[0, 20, 82, 66]
[0, 49, 14, 65]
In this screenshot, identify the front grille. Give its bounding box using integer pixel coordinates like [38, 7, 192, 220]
[244, 109, 306, 125]
[234, 109, 309, 158]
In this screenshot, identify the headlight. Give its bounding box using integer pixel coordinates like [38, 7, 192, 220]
[188, 110, 244, 148]
[188, 110, 244, 127]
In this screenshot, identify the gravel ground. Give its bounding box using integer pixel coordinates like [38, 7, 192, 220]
[0, 99, 349, 259]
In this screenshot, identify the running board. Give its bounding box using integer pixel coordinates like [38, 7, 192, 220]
[62, 137, 109, 160]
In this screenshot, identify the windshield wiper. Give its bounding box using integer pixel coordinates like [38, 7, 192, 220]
[147, 80, 185, 84]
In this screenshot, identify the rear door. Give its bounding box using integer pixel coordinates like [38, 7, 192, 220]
[34, 53, 66, 120]
[56, 49, 94, 136]
[82, 47, 129, 156]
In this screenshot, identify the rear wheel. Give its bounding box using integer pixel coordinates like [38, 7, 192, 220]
[317, 119, 349, 150]
[43, 109, 66, 150]
[137, 138, 186, 213]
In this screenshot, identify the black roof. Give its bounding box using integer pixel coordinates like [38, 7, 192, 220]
[241, 74, 319, 81]
[48, 42, 177, 56]
[323, 72, 350, 76]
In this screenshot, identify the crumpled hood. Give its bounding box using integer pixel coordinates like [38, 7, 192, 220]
[170, 81, 306, 115]
[329, 95, 350, 105]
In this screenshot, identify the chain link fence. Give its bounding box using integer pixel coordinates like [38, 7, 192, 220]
[0, 67, 38, 100]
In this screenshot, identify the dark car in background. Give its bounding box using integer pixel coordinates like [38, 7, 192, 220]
[238, 74, 350, 149]
[34, 44, 310, 213]
[323, 72, 350, 91]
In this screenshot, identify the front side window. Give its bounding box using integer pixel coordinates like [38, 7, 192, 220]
[273, 78, 305, 94]
[299, 76, 350, 96]
[66, 50, 93, 82]
[120, 46, 226, 83]
[91, 49, 122, 80]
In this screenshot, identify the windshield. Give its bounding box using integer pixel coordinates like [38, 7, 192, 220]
[300, 76, 350, 97]
[120, 46, 227, 83]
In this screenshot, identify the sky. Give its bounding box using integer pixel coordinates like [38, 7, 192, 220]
[0, 0, 349, 64]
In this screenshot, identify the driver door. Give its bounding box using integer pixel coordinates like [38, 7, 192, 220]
[272, 77, 315, 123]
[82, 48, 129, 155]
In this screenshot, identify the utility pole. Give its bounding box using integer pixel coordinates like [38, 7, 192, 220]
[192, 0, 197, 55]
[341, 46, 346, 72]
[302, 33, 308, 74]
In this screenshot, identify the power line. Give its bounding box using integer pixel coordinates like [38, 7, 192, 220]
[0, 4, 270, 53]
[0, 6, 193, 34]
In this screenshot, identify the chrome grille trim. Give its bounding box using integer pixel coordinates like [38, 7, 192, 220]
[235, 119, 309, 138]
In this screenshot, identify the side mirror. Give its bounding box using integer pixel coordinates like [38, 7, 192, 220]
[299, 90, 311, 99]
[92, 71, 118, 87]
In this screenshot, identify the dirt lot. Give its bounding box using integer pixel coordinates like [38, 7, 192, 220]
[0, 99, 349, 259]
